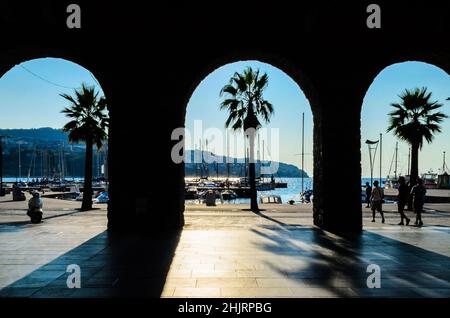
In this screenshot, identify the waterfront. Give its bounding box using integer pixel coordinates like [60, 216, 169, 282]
[185, 177, 389, 205]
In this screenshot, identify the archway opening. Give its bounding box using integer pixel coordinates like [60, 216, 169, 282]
[0, 57, 110, 216]
[183, 60, 314, 223]
[361, 61, 450, 226]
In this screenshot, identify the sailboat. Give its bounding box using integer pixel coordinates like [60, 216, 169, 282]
[438, 151, 450, 189]
[385, 142, 399, 189]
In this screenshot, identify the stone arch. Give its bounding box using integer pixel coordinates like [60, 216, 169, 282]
[174, 51, 322, 224]
[181, 52, 320, 123]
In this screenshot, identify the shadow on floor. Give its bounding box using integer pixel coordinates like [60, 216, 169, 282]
[0, 210, 87, 228]
[250, 225, 450, 297]
[0, 230, 181, 298]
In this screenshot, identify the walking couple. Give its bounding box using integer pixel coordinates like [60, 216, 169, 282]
[397, 177, 426, 227]
[368, 177, 426, 226]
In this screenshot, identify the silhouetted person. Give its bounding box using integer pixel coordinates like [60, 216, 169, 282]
[370, 180, 385, 223]
[406, 180, 414, 211]
[12, 182, 26, 201]
[396, 176, 410, 225]
[365, 182, 372, 208]
[27, 191, 43, 224]
[411, 178, 426, 227]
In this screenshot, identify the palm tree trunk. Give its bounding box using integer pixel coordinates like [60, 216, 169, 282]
[410, 142, 419, 184]
[81, 138, 93, 211]
[248, 132, 259, 212]
[407, 142, 419, 211]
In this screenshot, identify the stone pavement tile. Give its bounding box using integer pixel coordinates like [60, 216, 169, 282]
[165, 269, 192, 278]
[6, 272, 63, 289]
[173, 287, 221, 298]
[256, 277, 368, 289]
[350, 287, 421, 298]
[33, 264, 68, 271]
[178, 263, 215, 270]
[160, 287, 175, 297]
[413, 288, 450, 297]
[221, 287, 293, 298]
[256, 278, 309, 288]
[0, 287, 40, 297]
[196, 278, 257, 288]
[31, 287, 76, 298]
[83, 277, 119, 288]
[69, 287, 121, 298]
[235, 270, 286, 278]
[163, 278, 197, 288]
[191, 269, 238, 278]
[214, 263, 257, 270]
[290, 287, 356, 298]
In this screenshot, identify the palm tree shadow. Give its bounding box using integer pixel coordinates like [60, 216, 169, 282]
[250, 226, 450, 297]
[250, 209, 288, 227]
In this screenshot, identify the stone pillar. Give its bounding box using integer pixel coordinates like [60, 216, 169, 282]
[106, 80, 186, 233]
[312, 85, 363, 234]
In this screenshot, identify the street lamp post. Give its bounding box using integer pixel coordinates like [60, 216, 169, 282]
[379, 133, 382, 185]
[365, 139, 380, 186]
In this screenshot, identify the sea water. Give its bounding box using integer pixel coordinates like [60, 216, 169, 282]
[185, 177, 388, 205]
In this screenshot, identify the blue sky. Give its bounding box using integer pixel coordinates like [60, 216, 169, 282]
[185, 61, 313, 175]
[362, 62, 450, 178]
[0, 58, 103, 129]
[0, 58, 449, 177]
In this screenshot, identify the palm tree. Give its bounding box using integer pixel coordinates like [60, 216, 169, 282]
[220, 67, 274, 211]
[387, 87, 447, 186]
[61, 83, 109, 211]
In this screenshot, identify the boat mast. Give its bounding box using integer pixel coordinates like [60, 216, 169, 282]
[61, 141, 65, 181]
[394, 142, 398, 179]
[262, 139, 265, 182]
[40, 147, 44, 180]
[17, 141, 22, 182]
[96, 148, 100, 179]
[257, 133, 261, 178]
[226, 131, 230, 179]
[216, 160, 219, 179]
[301, 112, 305, 194]
[205, 139, 209, 179]
[444, 151, 447, 173]
[244, 134, 247, 178]
[27, 144, 37, 182]
[379, 133, 382, 185]
[200, 139, 203, 179]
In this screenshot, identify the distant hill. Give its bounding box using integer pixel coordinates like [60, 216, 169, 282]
[0, 128, 309, 178]
[184, 150, 308, 178]
[0, 128, 91, 178]
[0, 127, 70, 145]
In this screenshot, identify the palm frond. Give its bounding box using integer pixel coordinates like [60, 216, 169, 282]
[387, 87, 446, 147]
[219, 67, 273, 132]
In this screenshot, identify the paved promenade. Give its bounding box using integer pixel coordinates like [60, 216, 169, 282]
[1, 195, 450, 298]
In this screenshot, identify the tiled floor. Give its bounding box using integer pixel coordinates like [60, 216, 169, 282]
[1, 196, 450, 298]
